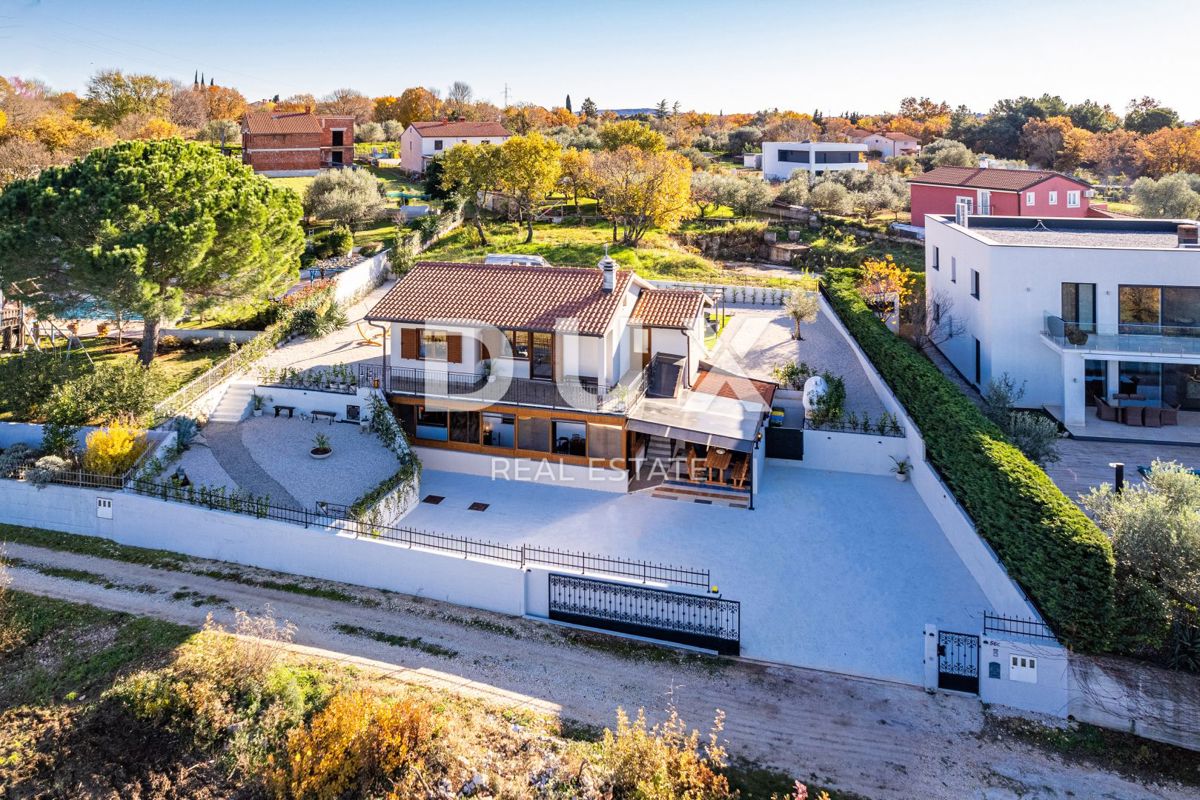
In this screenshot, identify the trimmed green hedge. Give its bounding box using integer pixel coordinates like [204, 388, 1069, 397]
[825, 269, 1116, 651]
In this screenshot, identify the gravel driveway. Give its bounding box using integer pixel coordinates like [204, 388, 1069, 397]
[3, 539, 1191, 800]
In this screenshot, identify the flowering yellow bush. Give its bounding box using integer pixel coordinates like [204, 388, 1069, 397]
[81, 419, 148, 475]
[268, 689, 436, 800]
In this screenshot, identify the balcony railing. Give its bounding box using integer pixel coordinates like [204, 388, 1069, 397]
[357, 362, 649, 415]
[1043, 313, 1200, 356]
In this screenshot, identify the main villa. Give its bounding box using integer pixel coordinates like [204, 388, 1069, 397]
[362, 256, 773, 500]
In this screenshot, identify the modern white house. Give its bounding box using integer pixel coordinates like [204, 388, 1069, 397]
[399, 120, 512, 174]
[924, 213, 1200, 431]
[761, 141, 868, 180]
[363, 258, 771, 498]
[855, 131, 921, 159]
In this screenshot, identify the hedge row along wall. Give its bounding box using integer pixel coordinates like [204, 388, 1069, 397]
[824, 269, 1116, 651]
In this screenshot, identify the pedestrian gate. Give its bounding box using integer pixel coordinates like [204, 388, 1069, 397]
[937, 630, 980, 694]
[548, 574, 740, 655]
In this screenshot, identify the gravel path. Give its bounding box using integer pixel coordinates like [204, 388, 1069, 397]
[3, 539, 1191, 800]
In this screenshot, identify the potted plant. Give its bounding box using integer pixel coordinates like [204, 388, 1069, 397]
[890, 456, 911, 482]
[310, 433, 333, 460]
[1065, 324, 1089, 346]
[252, 393, 266, 417]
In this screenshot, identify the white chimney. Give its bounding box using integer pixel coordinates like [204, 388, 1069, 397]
[598, 247, 617, 292]
[978, 157, 990, 169]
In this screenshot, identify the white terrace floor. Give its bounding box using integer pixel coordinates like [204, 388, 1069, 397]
[402, 465, 991, 686]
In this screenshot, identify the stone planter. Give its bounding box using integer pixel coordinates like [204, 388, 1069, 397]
[253, 409, 263, 417]
[310, 448, 332, 460]
[894, 471, 909, 482]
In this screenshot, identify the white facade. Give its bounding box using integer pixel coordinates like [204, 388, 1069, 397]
[399, 127, 511, 174]
[762, 141, 868, 180]
[924, 215, 1200, 426]
[859, 133, 921, 159]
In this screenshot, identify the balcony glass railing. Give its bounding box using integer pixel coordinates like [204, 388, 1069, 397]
[1043, 313, 1200, 356]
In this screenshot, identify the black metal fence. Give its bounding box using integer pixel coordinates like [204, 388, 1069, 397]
[983, 611, 1058, 643]
[22, 470, 711, 588]
[548, 573, 740, 654]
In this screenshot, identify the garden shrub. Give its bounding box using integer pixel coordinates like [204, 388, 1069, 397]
[327, 224, 354, 257]
[825, 269, 1116, 650]
[82, 420, 149, 476]
[268, 689, 437, 800]
[590, 707, 732, 800]
[26, 455, 69, 487]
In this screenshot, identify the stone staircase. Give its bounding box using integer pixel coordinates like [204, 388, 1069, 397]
[651, 479, 752, 510]
[207, 381, 255, 424]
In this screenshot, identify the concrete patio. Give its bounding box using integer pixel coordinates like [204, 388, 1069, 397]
[400, 466, 991, 686]
[1045, 404, 1200, 445]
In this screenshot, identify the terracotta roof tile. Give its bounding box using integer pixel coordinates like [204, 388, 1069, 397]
[693, 367, 775, 407]
[365, 262, 632, 336]
[882, 131, 920, 142]
[243, 111, 323, 135]
[630, 290, 708, 329]
[410, 120, 511, 138]
[909, 165, 1091, 192]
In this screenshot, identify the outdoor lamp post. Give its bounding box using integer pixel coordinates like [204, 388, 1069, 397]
[1109, 461, 1125, 493]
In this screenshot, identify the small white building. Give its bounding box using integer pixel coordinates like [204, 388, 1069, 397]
[761, 141, 868, 180]
[924, 213, 1200, 429]
[399, 120, 512, 174]
[857, 131, 921, 159]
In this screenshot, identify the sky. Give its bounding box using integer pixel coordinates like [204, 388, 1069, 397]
[2, 0, 1197, 118]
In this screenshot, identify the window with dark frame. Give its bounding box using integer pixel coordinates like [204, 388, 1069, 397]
[505, 329, 531, 359]
[970, 269, 980, 300]
[434, 139, 443, 151]
[931, 246, 939, 270]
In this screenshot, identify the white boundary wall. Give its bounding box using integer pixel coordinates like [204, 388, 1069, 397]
[332, 250, 391, 307]
[0, 479, 524, 616]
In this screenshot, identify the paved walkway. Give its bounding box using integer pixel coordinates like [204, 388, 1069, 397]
[199, 422, 303, 507]
[710, 301, 888, 419]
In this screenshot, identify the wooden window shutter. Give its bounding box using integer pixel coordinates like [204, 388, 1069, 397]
[400, 327, 419, 360]
[446, 333, 463, 364]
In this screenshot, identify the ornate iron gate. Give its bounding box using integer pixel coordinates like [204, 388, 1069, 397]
[937, 630, 980, 694]
[548, 574, 740, 655]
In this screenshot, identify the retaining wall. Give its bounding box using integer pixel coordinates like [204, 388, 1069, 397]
[332, 250, 391, 307]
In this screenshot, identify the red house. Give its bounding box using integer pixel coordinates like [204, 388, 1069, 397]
[908, 166, 1102, 227]
[241, 111, 355, 176]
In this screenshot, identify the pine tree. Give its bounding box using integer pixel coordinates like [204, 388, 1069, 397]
[580, 97, 598, 119]
[565, 94, 572, 114]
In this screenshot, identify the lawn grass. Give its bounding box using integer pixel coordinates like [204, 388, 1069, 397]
[87, 337, 228, 396]
[266, 175, 314, 197]
[421, 220, 810, 287]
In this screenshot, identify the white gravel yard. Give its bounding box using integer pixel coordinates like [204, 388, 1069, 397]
[241, 415, 399, 508]
[174, 444, 238, 494]
[178, 415, 400, 510]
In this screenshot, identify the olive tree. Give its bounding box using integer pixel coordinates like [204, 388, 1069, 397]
[0, 139, 304, 364]
[303, 168, 388, 227]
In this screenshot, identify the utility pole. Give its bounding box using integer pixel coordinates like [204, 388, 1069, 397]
[503, 83, 510, 108]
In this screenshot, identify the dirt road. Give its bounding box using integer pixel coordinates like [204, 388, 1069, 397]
[3, 540, 1190, 800]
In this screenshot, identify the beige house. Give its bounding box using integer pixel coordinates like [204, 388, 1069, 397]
[399, 120, 512, 174]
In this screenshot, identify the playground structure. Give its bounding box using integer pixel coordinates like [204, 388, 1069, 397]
[1, 300, 24, 353]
